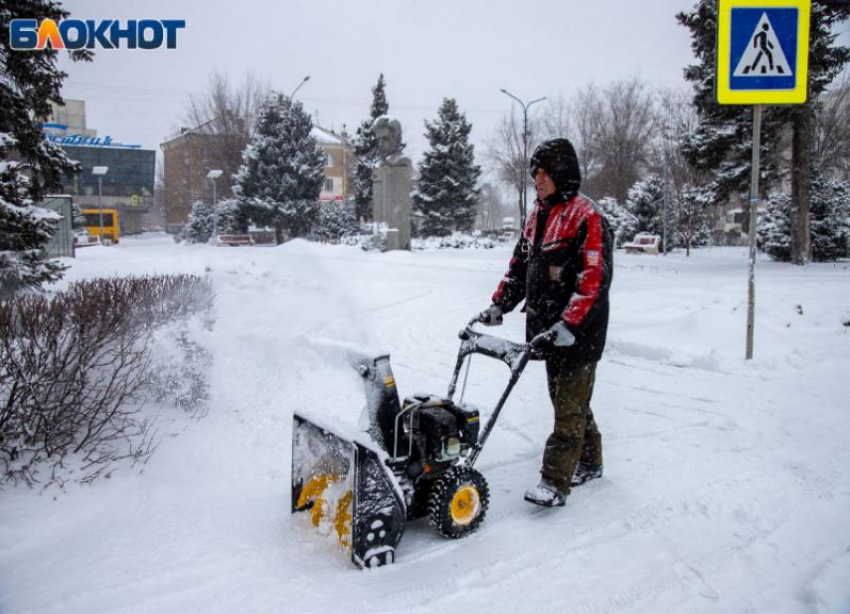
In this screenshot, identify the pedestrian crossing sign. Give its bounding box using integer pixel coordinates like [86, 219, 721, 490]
[717, 0, 811, 104]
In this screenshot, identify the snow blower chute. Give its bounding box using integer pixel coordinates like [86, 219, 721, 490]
[291, 316, 551, 569]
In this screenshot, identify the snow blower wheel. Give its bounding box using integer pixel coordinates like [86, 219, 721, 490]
[428, 466, 490, 538]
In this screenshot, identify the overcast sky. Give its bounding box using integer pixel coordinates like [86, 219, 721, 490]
[56, 0, 849, 172]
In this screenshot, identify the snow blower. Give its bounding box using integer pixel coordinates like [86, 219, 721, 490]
[291, 316, 551, 569]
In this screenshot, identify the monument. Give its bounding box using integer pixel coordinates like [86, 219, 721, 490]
[372, 116, 412, 251]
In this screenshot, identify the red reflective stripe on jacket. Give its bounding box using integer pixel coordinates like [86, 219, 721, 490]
[563, 209, 604, 328]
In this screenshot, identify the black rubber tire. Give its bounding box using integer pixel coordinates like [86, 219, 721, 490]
[427, 466, 490, 539]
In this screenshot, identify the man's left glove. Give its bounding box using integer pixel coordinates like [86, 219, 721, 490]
[531, 321, 576, 349]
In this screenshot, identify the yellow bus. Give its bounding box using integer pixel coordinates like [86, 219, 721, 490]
[81, 208, 120, 244]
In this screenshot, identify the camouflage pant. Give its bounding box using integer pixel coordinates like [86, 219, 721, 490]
[541, 360, 603, 494]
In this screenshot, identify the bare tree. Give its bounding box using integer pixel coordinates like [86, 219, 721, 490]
[476, 182, 511, 231]
[181, 71, 269, 195]
[484, 110, 540, 222]
[814, 72, 850, 181]
[653, 88, 715, 254]
[590, 78, 657, 203]
[541, 87, 603, 185]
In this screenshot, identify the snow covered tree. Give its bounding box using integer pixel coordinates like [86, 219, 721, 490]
[677, 1, 786, 233]
[215, 197, 247, 235]
[759, 177, 850, 262]
[810, 175, 850, 261]
[679, 1, 850, 262]
[597, 197, 638, 248]
[413, 98, 481, 237]
[0, 0, 92, 299]
[314, 201, 358, 243]
[780, 2, 850, 264]
[233, 93, 324, 244]
[626, 176, 666, 238]
[179, 200, 214, 244]
[676, 184, 713, 255]
[351, 75, 391, 222]
[758, 193, 793, 261]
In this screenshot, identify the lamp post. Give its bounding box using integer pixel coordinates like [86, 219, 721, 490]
[290, 75, 310, 98]
[92, 166, 109, 244]
[499, 89, 546, 227]
[207, 169, 223, 243]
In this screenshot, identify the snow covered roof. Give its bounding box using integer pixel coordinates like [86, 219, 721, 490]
[311, 126, 343, 145]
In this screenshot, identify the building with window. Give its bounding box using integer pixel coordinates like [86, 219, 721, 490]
[45, 100, 157, 235]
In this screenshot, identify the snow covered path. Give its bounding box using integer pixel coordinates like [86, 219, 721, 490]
[1, 235, 848, 614]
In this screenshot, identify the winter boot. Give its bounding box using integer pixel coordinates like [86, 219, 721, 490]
[524, 479, 566, 507]
[571, 462, 603, 487]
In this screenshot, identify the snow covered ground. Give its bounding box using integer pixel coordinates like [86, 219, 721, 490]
[1, 234, 849, 614]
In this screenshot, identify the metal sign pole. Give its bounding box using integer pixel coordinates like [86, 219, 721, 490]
[98, 176, 104, 243]
[746, 104, 763, 360]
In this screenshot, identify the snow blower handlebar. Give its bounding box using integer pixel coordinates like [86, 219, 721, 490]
[448, 317, 551, 466]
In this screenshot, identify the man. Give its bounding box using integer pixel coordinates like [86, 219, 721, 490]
[480, 138, 613, 507]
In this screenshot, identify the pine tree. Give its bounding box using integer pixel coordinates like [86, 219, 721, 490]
[626, 176, 666, 237]
[781, 2, 850, 264]
[351, 75, 390, 222]
[0, 0, 92, 299]
[179, 199, 214, 244]
[413, 98, 481, 237]
[757, 193, 793, 261]
[810, 175, 850, 261]
[676, 1, 786, 232]
[597, 197, 638, 248]
[314, 200, 358, 243]
[233, 93, 324, 244]
[216, 197, 247, 235]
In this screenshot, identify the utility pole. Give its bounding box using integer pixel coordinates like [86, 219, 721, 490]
[499, 89, 546, 228]
[663, 154, 670, 256]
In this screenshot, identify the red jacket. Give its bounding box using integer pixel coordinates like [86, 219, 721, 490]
[492, 193, 613, 367]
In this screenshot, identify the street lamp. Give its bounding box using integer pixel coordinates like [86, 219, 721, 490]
[499, 89, 547, 227]
[92, 166, 109, 244]
[207, 169, 223, 243]
[290, 75, 310, 98]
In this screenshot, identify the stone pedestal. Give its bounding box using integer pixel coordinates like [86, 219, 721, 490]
[372, 165, 412, 251]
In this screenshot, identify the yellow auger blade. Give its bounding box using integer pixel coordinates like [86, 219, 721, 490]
[335, 490, 353, 548]
[296, 474, 341, 527]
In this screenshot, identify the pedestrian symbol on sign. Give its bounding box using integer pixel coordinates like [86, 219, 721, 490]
[733, 13, 793, 77]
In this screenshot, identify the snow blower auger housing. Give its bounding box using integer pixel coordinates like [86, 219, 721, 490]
[291, 316, 549, 569]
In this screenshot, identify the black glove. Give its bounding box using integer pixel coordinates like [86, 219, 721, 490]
[531, 322, 575, 349]
[478, 305, 503, 326]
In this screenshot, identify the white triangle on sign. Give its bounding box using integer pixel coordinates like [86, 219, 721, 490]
[733, 12, 793, 77]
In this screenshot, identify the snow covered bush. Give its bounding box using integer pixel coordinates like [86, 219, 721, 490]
[0, 275, 214, 487]
[216, 197, 247, 235]
[412, 232, 495, 250]
[758, 192, 792, 261]
[314, 200, 358, 243]
[810, 176, 850, 262]
[626, 175, 666, 238]
[597, 197, 638, 248]
[179, 199, 214, 244]
[759, 179, 850, 263]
